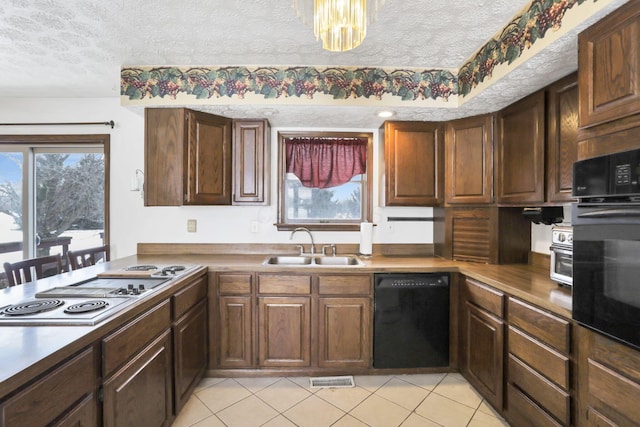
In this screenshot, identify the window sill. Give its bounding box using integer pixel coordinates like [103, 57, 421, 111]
[275, 223, 362, 232]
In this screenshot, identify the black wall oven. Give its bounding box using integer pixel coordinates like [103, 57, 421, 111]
[572, 148, 640, 350]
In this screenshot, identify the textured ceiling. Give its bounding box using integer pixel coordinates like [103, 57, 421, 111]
[0, 0, 630, 127]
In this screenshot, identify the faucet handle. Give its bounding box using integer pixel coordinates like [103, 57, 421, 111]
[295, 244, 305, 255]
[321, 244, 337, 256]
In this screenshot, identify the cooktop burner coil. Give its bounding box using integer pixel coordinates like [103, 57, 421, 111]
[64, 300, 110, 314]
[2, 299, 64, 316]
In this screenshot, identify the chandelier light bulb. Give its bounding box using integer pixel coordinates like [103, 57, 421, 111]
[293, 0, 385, 52]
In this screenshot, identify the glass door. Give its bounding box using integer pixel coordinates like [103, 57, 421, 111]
[34, 149, 105, 264]
[0, 150, 26, 268]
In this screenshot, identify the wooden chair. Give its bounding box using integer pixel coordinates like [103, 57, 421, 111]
[3, 254, 63, 287]
[67, 245, 110, 270]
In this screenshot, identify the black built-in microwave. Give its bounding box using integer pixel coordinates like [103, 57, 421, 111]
[572, 148, 640, 350]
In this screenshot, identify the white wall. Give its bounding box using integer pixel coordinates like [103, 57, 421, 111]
[1, 98, 433, 258]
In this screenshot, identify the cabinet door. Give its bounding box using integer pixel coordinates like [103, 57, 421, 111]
[445, 114, 494, 204]
[576, 327, 640, 427]
[384, 121, 443, 206]
[464, 302, 504, 410]
[174, 300, 208, 413]
[218, 295, 254, 368]
[103, 330, 173, 427]
[546, 73, 578, 203]
[258, 297, 311, 367]
[233, 120, 269, 205]
[55, 395, 97, 427]
[496, 91, 545, 204]
[578, 1, 640, 128]
[318, 297, 371, 368]
[145, 108, 186, 206]
[185, 110, 232, 205]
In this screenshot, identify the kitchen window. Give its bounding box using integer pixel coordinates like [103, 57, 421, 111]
[277, 131, 372, 231]
[0, 135, 110, 277]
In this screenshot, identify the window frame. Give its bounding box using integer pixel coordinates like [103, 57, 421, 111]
[276, 131, 373, 231]
[0, 134, 111, 259]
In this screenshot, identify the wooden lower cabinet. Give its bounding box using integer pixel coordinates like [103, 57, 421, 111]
[318, 274, 372, 369]
[213, 273, 254, 368]
[506, 297, 571, 427]
[258, 296, 311, 367]
[0, 346, 98, 427]
[103, 330, 174, 427]
[55, 395, 97, 427]
[173, 300, 207, 412]
[218, 295, 254, 368]
[576, 325, 640, 426]
[464, 301, 504, 409]
[212, 272, 372, 372]
[318, 297, 371, 368]
[173, 276, 208, 413]
[459, 277, 505, 410]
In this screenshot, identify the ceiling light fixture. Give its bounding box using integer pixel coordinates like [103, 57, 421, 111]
[377, 110, 394, 118]
[293, 0, 385, 52]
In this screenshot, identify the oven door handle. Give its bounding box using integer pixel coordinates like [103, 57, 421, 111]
[577, 208, 640, 218]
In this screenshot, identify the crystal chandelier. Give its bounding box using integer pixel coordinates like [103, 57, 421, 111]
[293, 0, 385, 52]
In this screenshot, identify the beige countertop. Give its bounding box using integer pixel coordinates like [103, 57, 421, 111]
[129, 252, 571, 318]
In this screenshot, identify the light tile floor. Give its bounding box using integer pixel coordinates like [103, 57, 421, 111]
[172, 373, 510, 427]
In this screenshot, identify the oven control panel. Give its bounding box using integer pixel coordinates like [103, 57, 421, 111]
[552, 226, 573, 246]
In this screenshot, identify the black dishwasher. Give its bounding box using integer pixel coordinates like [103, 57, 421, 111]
[373, 273, 450, 369]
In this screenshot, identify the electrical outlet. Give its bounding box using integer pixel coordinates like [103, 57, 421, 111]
[250, 221, 259, 233]
[187, 219, 197, 232]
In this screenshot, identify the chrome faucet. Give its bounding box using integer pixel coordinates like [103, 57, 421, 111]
[290, 227, 316, 255]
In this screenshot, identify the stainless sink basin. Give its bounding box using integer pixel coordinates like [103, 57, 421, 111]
[262, 255, 363, 266]
[264, 256, 313, 265]
[313, 256, 363, 266]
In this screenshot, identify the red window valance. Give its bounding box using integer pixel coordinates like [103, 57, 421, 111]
[285, 137, 367, 189]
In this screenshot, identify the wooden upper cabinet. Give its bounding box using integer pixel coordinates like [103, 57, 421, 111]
[145, 108, 232, 206]
[384, 121, 443, 206]
[546, 73, 578, 203]
[233, 120, 270, 205]
[185, 110, 232, 205]
[444, 114, 494, 204]
[145, 108, 186, 206]
[496, 91, 546, 205]
[578, 1, 640, 128]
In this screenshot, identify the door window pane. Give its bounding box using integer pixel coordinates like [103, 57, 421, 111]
[0, 152, 24, 267]
[34, 152, 105, 260]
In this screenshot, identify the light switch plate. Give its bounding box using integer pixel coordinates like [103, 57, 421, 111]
[187, 219, 197, 232]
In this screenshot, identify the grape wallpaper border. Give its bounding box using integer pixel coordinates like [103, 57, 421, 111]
[121, 0, 597, 105]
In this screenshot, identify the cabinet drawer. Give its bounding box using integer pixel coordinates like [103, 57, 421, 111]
[173, 276, 207, 319]
[508, 355, 570, 425]
[508, 326, 569, 389]
[464, 277, 504, 317]
[218, 274, 252, 295]
[103, 300, 171, 377]
[258, 274, 311, 294]
[1, 347, 96, 427]
[507, 383, 563, 427]
[592, 332, 640, 384]
[318, 275, 371, 295]
[588, 359, 640, 424]
[508, 297, 570, 354]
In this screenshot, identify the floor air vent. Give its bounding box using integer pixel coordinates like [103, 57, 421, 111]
[309, 376, 355, 389]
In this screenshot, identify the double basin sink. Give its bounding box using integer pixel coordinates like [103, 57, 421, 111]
[263, 254, 364, 267]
